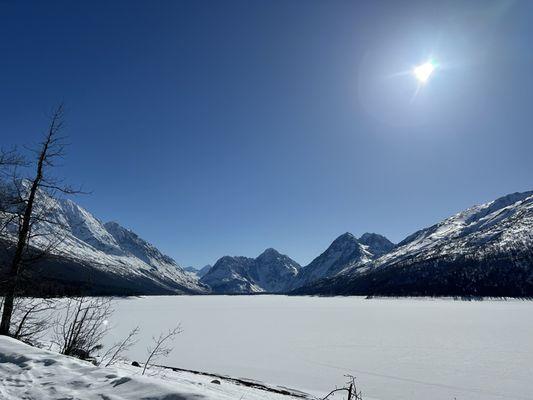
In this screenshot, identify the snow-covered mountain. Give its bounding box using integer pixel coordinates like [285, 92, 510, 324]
[201, 249, 301, 294]
[200, 256, 260, 294]
[0, 189, 207, 295]
[201, 234, 394, 294]
[196, 264, 212, 278]
[358, 232, 395, 256]
[295, 191, 533, 296]
[183, 265, 212, 278]
[250, 248, 301, 292]
[290, 232, 394, 290]
[5, 182, 531, 296]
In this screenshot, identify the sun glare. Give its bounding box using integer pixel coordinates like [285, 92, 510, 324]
[413, 61, 436, 83]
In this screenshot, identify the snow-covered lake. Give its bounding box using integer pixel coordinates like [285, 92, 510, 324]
[104, 295, 533, 400]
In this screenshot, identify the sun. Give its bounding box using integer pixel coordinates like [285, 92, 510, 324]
[413, 60, 437, 83]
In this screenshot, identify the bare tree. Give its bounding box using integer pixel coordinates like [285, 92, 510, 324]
[0, 149, 22, 169]
[142, 324, 182, 375]
[100, 326, 140, 367]
[0, 104, 83, 336]
[322, 375, 363, 400]
[53, 297, 113, 359]
[10, 297, 57, 344]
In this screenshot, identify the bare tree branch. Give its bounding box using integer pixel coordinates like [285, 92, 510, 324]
[322, 375, 363, 400]
[0, 148, 25, 172]
[100, 326, 140, 367]
[10, 297, 58, 344]
[53, 297, 113, 360]
[142, 324, 182, 375]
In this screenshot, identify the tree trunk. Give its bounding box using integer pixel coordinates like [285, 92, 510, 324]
[0, 284, 16, 335]
[0, 123, 50, 335]
[0, 192, 37, 335]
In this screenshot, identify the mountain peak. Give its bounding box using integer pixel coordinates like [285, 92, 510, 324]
[291, 232, 366, 290]
[257, 248, 281, 258]
[327, 232, 360, 253]
[358, 232, 395, 257]
[359, 232, 383, 241]
[333, 232, 357, 243]
[296, 189, 533, 297]
[201, 249, 300, 294]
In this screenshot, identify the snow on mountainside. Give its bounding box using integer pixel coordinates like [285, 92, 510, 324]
[358, 232, 395, 256]
[251, 248, 301, 292]
[6, 179, 531, 296]
[201, 249, 301, 294]
[183, 265, 212, 277]
[104, 221, 177, 268]
[368, 191, 533, 270]
[290, 232, 394, 290]
[295, 191, 533, 296]
[201, 256, 261, 294]
[0, 187, 206, 295]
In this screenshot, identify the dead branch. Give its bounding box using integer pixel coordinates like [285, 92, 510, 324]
[322, 375, 363, 400]
[10, 297, 58, 344]
[53, 297, 113, 359]
[142, 324, 182, 375]
[100, 326, 140, 367]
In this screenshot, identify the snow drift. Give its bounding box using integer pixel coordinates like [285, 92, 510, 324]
[0, 335, 309, 400]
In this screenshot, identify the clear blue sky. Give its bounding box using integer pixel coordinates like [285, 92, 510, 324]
[1, 1, 532, 267]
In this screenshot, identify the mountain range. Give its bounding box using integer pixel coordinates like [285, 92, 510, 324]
[294, 191, 533, 296]
[0, 187, 207, 295]
[1, 188, 532, 296]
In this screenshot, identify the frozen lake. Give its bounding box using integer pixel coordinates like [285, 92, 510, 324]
[103, 295, 533, 400]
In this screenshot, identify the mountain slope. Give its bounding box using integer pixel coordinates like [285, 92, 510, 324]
[196, 265, 212, 278]
[358, 232, 395, 256]
[294, 191, 533, 296]
[291, 232, 394, 290]
[200, 256, 260, 294]
[250, 248, 301, 292]
[0, 189, 206, 295]
[183, 265, 212, 277]
[201, 249, 301, 294]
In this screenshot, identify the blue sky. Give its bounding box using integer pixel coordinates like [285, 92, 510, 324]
[1, 1, 532, 267]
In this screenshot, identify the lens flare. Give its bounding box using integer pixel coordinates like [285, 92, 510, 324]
[413, 61, 436, 83]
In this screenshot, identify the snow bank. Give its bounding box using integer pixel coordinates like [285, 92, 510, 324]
[0, 336, 309, 400]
